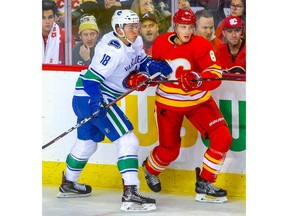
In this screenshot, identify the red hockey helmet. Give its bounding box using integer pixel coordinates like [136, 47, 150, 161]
[173, 9, 196, 25]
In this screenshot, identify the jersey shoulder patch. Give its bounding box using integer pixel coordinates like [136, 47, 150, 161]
[108, 40, 121, 49]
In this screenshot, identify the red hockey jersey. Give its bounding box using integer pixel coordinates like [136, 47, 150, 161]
[152, 32, 223, 111]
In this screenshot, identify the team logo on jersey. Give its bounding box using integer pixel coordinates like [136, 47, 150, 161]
[104, 128, 110, 133]
[108, 40, 121, 49]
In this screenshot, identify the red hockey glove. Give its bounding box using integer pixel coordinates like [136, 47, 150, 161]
[178, 71, 202, 92]
[126, 73, 149, 91]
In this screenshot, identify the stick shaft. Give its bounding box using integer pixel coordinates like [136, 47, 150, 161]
[148, 76, 246, 84]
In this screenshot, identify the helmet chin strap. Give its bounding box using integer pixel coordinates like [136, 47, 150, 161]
[116, 28, 133, 44]
[176, 35, 185, 44]
[174, 30, 185, 45]
[173, 24, 185, 45]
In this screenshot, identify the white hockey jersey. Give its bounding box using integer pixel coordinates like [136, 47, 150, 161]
[74, 31, 147, 100]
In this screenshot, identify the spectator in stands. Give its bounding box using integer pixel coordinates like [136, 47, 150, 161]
[139, 12, 159, 56]
[230, 0, 246, 18]
[53, 0, 82, 27]
[215, 0, 246, 42]
[167, 0, 192, 32]
[153, 0, 190, 11]
[71, 0, 100, 41]
[131, 0, 171, 33]
[216, 16, 246, 74]
[72, 15, 100, 65]
[97, 0, 123, 35]
[178, 0, 191, 10]
[153, 0, 171, 17]
[72, 0, 100, 25]
[51, 0, 99, 28]
[98, 0, 134, 9]
[195, 9, 224, 54]
[153, 0, 170, 11]
[42, 0, 75, 64]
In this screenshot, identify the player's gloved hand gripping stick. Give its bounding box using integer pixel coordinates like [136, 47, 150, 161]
[42, 72, 161, 150]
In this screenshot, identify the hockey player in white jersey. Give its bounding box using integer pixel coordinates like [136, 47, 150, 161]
[57, 9, 172, 212]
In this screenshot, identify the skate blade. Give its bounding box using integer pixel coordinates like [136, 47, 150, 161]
[57, 191, 91, 198]
[195, 194, 228, 203]
[120, 202, 156, 212]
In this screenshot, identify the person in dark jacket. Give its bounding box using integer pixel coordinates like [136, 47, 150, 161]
[72, 15, 100, 65]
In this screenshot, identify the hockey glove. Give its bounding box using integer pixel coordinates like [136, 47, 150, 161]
[125, 73, 149, 91]
[146, 60, 172, 78]
[89, 98, 107, 119]
[178, 71, 202, 92]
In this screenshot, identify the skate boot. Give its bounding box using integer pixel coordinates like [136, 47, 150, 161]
[195, 167, 228, 203]
[120, 185, 156, 212]
[142, 159, 161, 192]
[57, 171, 92, 198]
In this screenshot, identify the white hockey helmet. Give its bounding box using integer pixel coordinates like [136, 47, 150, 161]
[111, 9, 139, 33]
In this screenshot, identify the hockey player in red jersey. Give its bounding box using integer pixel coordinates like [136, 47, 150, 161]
[142, 8, 232, 203]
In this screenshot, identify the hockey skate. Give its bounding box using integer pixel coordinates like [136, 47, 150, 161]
[57, 171, 92, 198]
[195, 167, 228, 203]
[120, 185, 156, 212]
[142, 159, 161, 192]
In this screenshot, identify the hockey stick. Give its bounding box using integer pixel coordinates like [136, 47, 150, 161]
[42, 72, 161, 150]
[148, 76, 246, 85]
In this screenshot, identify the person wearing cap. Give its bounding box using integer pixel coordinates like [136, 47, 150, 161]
[72, 15, 100, 65]
[216, 16, 246, 74]
[139, 12, 159, 56]
[215, 0, 246, 42]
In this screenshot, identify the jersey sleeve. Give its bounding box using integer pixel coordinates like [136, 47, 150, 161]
[194, 38, 222, 91]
